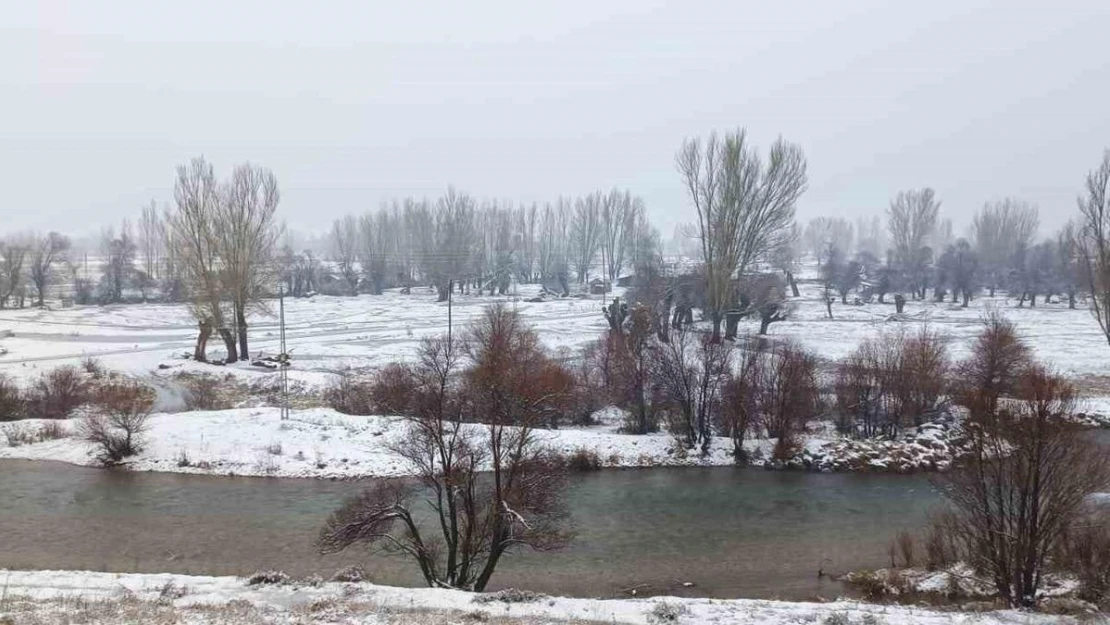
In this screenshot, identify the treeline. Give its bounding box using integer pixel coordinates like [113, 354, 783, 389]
[321, 187, 658, 301]
[802, 193, 1082, 315]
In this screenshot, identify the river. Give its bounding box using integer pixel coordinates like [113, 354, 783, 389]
[0, 459, 940, 599]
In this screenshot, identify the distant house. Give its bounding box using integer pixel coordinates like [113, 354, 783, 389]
[616, 274, 635, 288]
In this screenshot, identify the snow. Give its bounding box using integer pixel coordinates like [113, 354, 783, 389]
[0, 568, 1082, 624]
[0, 407, 762, 478]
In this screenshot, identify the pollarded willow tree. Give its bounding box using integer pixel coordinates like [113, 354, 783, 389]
[168, 157, 281, 363]
[1077, 150, 1110, 346]
[676, 129, 808, 341]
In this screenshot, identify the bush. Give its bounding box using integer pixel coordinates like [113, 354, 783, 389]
[324, 371, 377, 415]
[181, 375, 227, 411]
[246, 570, 289, 586]
[330, 565, 366, 583]
[834, 328, 948, 438]
[472, 588, 547, 604]
[81, 379, 154, 465]
[1056, 517, 1110, 606]
[565, 448, 602, 472]
[27, 365, 88, 419]
[2, 421, 69, 446]
[648, 601, 689, 624]
[0, 373, 24, 421]
[81, 356, 105, 378]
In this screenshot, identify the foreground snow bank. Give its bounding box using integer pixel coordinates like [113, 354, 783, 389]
[0, 569, 1082, 625]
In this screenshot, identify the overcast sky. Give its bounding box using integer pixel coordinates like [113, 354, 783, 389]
[3, 0, 1107, 238]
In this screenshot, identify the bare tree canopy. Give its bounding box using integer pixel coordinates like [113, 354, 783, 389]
[1076, 150, 1110, 345]
[676, 129, 808, 341]
[27, 231, 70, 306]
[973, 198, 1039, 296]
[887, 188, 941, 298]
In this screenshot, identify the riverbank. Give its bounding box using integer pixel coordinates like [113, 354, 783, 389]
[0, 569, 1084, 625]
[0, 406, 975, 479]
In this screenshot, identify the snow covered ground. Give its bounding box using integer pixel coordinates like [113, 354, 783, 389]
[0, 407, 773, 478]
[4, 271, 1110, 479]
[2, 276, 1109, 394]
[0, 569, 1085, 625]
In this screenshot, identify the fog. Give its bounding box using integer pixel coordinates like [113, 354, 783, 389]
[2, 0, 1107, 235]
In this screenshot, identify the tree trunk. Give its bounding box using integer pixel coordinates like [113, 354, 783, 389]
[710, 312, 722, 343]
[878, 293, 886, 304]
[724, 311, 741, 340]
[759, 315, 772, 335]
[989, 285, 996, 297]
[194, 321, 212, 362]
[840, 293, 848, 305]
[962, 290, 970, 308]
[1029, 293, 1037, 307]
[436, 283, 450, 302]
[1069, 292, 1076, 309]
[236, 302, 249, 361]
[219, 327, 238, 363]
[786, 271, 799, 297]
[894, 294, 906, 314]
[826, 298, 833, 319]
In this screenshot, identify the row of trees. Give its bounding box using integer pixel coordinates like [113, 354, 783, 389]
[325, 188, 656, 301]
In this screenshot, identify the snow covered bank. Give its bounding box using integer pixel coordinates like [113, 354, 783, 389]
[0, 407, 975, 479]
[0, 569, 1084, 625]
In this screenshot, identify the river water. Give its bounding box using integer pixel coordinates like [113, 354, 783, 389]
[0, 459, 941, 599]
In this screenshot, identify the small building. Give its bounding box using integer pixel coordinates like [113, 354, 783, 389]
[589, 278, 610, 295]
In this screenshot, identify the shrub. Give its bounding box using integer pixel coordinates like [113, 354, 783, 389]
[565, 448, 602, 472]
[246, 570, 289, 586]
[27, 365, 87, 419]
[835, 328, 948, 438]
[896, 530, 916, 568]
[81, 379, 154, 465]
[81, 356, 105, 378]
[181, 375, 227, 411]
[1056, 517, 1110, 606]
[324, 370, 378, 416]
[0, 373, 25, 421]
[472, 588, 547, 604]
[648, 601, 689, 624]
[330, 565, 366, 583]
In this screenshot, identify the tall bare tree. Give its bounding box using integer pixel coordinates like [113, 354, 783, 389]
[0, 238, 29, 308]
[887, 188, 941, 299]
[216, 163, 281, 360]
[537, 199, 571, 294]
[1077, 151, 1110, 345]
[973, 199, 1039, 296]
[137, 200, 163, 283]
[99, 221, 136, 303]
[676, 129, 808, 341]
[27, 232, 70, 306]
[598, 189, 642, 282]
[168, 157, 235, 362]
[331, 214, 360, 295]
[570, 192, 603, 284]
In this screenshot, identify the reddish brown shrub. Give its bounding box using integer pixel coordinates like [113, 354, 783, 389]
[27, 365, 88, 419]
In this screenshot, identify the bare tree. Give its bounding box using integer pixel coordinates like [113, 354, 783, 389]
[655, 328, 731, 452]
[570, 192, 603, 284]
[538, 199, 572, 294]
[1, 238, 30, 308]
[99, 221, 136, 303]
[1077, 150, 1110, 345]
[676, 130, 808, 341]
[216, 163, 282, 360]
[318, 307, 572, 592]
[973, 199, 1039, 297]
[331, 214, 361, 295]
[599, 189, 642, 282]
[168, 157, 235, 362]
[137, 200, 163, 283]
[27, 232, 70, 306]
[804, 216, 854, 263]
[887, 188, 941, 299]
[934, 365, 1110, 607]
[81, 379, 154, 465]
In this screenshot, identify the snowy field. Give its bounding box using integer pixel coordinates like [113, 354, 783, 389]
[0, 569, 1082, 625]
[4, 270, 1110, 478]
[1, 277, 1106, 391]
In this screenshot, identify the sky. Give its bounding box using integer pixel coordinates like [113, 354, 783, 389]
[2, 0, 1107, 239]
